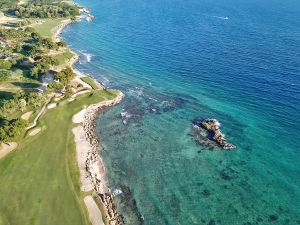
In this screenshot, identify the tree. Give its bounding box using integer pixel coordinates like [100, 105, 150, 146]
[0, 60, 12, 70]
[54, 66, 75, 85]
[48, 82, 64, 91]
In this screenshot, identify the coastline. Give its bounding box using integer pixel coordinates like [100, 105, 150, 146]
[53, 10, 125, 225]
[72, 92, 124, 225]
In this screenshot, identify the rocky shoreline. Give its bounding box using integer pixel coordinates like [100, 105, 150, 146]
[52, 18, 74, 42]
[73, 92, 125, 225]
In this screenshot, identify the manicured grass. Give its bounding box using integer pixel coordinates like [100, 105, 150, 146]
[81, 76, 101, 90]
[33, 18, 64, 38]
[54, 50, 74, 65]
[0, 89, 119, 225]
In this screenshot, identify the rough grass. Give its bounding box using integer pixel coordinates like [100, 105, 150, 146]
[54, 50, 74, 65]
[0, 89, 119, 225]
[33, 18, 64, 38]
[80, 76, 101, 90]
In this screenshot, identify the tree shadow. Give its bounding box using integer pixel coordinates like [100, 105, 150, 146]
[0, 91, 14, 100]
[11, 82, 40, 89]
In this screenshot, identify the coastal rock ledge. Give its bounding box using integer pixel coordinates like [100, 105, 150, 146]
[74, 91, 125, 225]
[193, 118, 236, 150]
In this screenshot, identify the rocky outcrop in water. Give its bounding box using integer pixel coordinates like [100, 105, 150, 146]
[193, 119, 236, 150]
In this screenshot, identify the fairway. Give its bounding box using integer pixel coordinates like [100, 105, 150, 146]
[33, 19, 64, 38]
[0, 90, 118, 225]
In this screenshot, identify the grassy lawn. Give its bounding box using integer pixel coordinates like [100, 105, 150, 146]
[54, 50, 74, 65]
[0, 89, 119, 225]
[81, 76, 101, 90]
[33, 18, 64, 38]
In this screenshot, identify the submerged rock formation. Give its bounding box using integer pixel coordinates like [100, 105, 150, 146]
[193, 119, 236, 150]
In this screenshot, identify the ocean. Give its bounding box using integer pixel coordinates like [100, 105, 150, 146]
[62, 0, 300, 224]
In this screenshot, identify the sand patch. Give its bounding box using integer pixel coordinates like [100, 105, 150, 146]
[28, 127, 41, 136]
[21, 111, 33, 120]
[72, 126, 94, 192]
[74, 75, 93, 89]
[0, 142, 18, 160]
[68, 97, 75, 102]
[0, 12, 20, 25]
[72, 108, 86, 123]
[84, 196, 105, 225]
[47, 103, 57, 109]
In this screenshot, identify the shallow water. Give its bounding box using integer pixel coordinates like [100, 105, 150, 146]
[62, 0, 300, 224]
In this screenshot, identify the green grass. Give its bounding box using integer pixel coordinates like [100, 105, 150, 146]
[33, 18, 64, 38]
[54, 50, 74, 65]
[0, 89, 119, 225]
[80, 76, 101, 90]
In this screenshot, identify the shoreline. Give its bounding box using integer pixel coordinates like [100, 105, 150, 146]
[72, 92, 125, 225]
[53, 11, 125, 225]
[52, 18, 73, 42]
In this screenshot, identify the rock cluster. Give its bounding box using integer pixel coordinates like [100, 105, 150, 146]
[196, 119, 236, 150]
[82, 92, 125, 225]
[99, 193, 125, 225]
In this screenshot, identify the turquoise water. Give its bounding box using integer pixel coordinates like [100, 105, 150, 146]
[62, 0, 300, 224]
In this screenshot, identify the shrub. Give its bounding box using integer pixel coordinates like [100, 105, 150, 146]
[54, 66, 75, 85]
[48, 82, 64, 91]
[0, 60, 12, 70]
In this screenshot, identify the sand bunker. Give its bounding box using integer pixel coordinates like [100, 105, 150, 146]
[28, 127, 41, 136]
[21, 111, 33, 120]
[0, 142, 17, 159]
[47, 103, 57, 109]
[84, 196, 105, 225]
[72, 108, 86, 123]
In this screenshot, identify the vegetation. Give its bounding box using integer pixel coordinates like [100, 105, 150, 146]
[47, 81, 63, 91]
[0, 90, 118, 225]
[0, 60, 12, 70]
[12, 2, 80, 19]
[0, 0, 18, 9]
[54, 50, 74, 65]
[55, 66, 75, 85]
[33, 18, 64, 38]
[0, 92, 45, 118]
[80, 76, 101, 90]
[0, 118, 28, 142]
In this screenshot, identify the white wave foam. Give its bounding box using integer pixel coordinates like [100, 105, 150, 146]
[78, 50, 93, 64]
[112, 188, 123, 197]
[83, 52, 92, 62]
[128, 87, 144, 96]
[121, 111, 132, 118]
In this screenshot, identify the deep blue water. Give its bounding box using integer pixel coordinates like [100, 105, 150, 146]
[62, 0, 300, 224]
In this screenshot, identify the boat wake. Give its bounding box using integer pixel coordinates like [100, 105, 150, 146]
[214, 16, 229, 20]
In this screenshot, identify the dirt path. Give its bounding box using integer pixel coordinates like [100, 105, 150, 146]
[26, 96, 53, 130]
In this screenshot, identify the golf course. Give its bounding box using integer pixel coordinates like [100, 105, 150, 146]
[0, 90, 118, 225]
